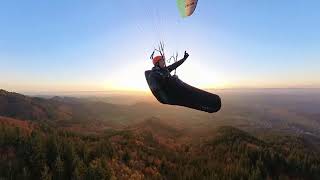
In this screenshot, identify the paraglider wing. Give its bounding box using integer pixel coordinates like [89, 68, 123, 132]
[145, 70, 221, 113]
[177, 0, 198, 17]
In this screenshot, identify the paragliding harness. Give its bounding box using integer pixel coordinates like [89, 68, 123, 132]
[145, 42, 221, 113]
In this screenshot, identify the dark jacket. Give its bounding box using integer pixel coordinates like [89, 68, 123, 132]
[148, 58, 186, 103]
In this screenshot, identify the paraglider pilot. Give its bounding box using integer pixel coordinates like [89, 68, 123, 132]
[147, 50, 190, 104]
[151, 51, 189, 77]
[145, 49, 221, 113]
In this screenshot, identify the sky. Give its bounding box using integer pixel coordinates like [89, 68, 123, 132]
[0, 0, 320, 93]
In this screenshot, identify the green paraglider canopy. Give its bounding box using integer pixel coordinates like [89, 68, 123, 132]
[177, 0, 198, 17]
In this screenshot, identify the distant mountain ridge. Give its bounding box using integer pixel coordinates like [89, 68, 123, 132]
[0, 89, 124, 123]
[0, 89, 65, 121]
[1, 89, 320, 138]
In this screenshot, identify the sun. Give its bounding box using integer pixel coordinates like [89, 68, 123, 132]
[103, 59, 227, 92]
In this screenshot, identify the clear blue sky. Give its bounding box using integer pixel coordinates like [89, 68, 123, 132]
[1, 0, 320, 92]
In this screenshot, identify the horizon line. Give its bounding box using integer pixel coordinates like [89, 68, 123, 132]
[3, 87, 317, 95]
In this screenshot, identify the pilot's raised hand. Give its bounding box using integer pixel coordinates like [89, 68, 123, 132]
[183, 51, 189, 60]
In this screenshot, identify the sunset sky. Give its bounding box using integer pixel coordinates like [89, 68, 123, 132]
[1, 0, 320, 92]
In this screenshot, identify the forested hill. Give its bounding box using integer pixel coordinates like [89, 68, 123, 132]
[1, 118, 320, 179]
[0, 89, 320, 179]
